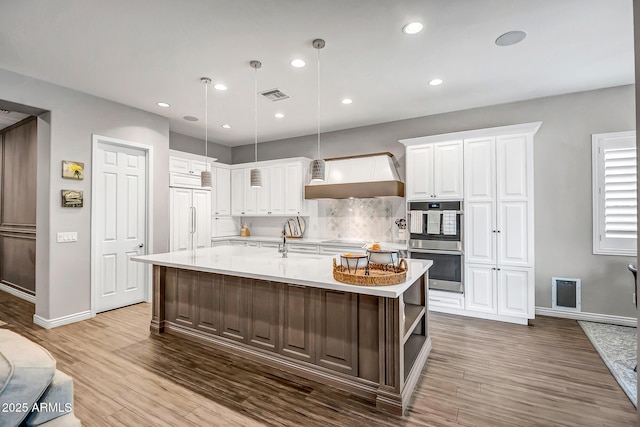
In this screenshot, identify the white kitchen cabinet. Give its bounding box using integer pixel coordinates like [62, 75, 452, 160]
[405, 141, 463, 200]
[463, 132, 534, 320]
[170, 187, 211, 252]
[212, 166, 231, 216]
[231, 168, 257, 216]
[230, 159, 313, 217]
[257, 166, 285, 215]
[169, 155, 208, 176]
[211, 216, 237, 238]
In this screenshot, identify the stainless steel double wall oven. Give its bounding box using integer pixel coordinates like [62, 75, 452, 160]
[408, 201, 463, 293]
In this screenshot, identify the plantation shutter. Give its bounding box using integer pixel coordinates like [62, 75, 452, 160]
[593, 131, 637, 255]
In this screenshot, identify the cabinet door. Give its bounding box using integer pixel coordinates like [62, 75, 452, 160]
[220, 275, 249, 342]
[216, 167, 231, 215]
[464, 264, 496, 313]
[279, 284, 315, 362]
[269, 165, 285, 215]
[315, 290, 358, 375]
[170, 188, 193, 251]
[242, 168, 257, 215]
[248, 280, 279, 352]
[230, 168, 244, 215]
[496, 134, 533, 267]
[465, 202, 496, 264]
[284, 163, 303, 215]
[169, 156, 191, 174]
[497, 268, 532, 318]
[406, 145, 434, 199]
[175, 269, 197, 328]
[433, 140, 463, 199]
[464, 137, 495, 201]
[196, 272, 221, 334]
[256, 167, 271, 215]
[190, 159, 208, 174]
[192, 189, 212, 249]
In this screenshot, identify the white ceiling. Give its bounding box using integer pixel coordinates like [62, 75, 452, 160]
[0, 0, 634, 147]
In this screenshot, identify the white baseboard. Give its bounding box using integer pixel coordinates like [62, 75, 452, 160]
[33, 310, 93, 329]
[0, 283, 36, 303]
[535, 307, 637, 327]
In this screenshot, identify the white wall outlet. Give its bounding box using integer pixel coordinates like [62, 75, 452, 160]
[57, 232, 78, 243]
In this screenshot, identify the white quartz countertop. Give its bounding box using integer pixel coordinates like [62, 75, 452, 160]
[132, 246, 431, 298]
[212, 235, 408, 250]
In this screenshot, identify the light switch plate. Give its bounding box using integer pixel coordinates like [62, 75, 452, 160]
[57, 232, 78, 243]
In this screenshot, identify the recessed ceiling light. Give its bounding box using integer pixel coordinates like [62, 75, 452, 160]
[157, 102, 170, 108]
[274, 113, 284, 118]
[428, 78, 443, 86]
[495, 30, 527, 46]
[290, 59, 306, 68]
[213, 83, 227, 91]
[341, 98, 353, 105]
[402, 22, 423, 35]
[221, 124, 232, 129]
[183, 116, 199, 122]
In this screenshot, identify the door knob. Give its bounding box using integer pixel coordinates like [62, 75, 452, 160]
[138, 243, 144, 248]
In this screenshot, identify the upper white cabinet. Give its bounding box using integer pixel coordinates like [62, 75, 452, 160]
[405, 140, 463, 200]
[231, 159, 312, 217]
[212, 165, 231, 216]
[169, 155, 209, 176]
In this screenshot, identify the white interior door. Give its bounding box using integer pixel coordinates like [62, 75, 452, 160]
[95, 143, 147, 313]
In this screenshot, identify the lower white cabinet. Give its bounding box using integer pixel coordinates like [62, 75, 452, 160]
[464, 263, 533, 319]
[170, 188, 212, 251]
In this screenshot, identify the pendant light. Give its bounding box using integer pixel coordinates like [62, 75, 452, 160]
[250, 60, 262, 188]
[200, 77, 213, 187]
[310, 38, 326, 181]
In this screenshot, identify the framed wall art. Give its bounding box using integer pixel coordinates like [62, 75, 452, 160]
[61, 190, 83, 208]
[62, 160, 84, 180]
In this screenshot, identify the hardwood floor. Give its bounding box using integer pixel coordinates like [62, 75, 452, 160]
[0, 291, 635, 426]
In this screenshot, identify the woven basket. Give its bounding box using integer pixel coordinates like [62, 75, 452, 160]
[332, 258, 408, 286]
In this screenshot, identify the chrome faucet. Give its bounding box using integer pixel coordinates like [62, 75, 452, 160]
[278, 233, 288, 258]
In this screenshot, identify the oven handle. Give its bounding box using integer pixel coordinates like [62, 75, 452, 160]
[409, 249, 464, 256]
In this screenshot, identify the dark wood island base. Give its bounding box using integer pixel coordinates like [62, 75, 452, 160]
[149, 264, 431, 415]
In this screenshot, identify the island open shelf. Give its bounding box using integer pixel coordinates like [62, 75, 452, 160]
[133, 246, 432, 415]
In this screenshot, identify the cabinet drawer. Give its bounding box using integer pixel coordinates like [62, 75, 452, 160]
[170, 156, 191, 174]
[260, 242, 280, 249]
[247, 241, 260, 247]
[230, 241, 247, 246]
[288, 244, 319, 254]
[170, 173, 202, 188]
[429, 291, 464, 309]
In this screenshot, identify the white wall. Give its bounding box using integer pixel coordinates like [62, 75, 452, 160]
[233, 85, 637, 318]
[0, 68, 170, 321]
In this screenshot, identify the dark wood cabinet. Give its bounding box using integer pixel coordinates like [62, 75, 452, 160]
[220, 275, 249, 342]
[175, 269, 197, 328]
[279, 284, 315, 362]
[195, 272, 221, 335]
[315, 289, 358, 376]
[248, 280, 279, 351]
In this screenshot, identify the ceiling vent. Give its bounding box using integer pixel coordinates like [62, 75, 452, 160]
[260, 89, 290, 102]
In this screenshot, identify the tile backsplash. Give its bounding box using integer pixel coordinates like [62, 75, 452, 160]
[321, 198, 403, 242]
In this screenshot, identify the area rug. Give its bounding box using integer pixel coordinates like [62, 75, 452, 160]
[578, 320, 637, 407]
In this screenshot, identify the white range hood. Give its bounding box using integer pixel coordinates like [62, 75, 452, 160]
[304, 152, 404, 199]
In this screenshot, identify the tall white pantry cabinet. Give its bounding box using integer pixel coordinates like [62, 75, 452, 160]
[401, 122, 540, 325]
[464, 133, 535, 322]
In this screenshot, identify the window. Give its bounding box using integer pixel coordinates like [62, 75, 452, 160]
[592, 131, 637, 256]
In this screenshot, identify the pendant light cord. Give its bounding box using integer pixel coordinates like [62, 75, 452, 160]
[205, 79, 208, 160]
[316, 44, 321, 159]
[254, 66, 258, 166]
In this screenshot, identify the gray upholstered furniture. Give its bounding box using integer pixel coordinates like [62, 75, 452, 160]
[0, 330, 80, 427]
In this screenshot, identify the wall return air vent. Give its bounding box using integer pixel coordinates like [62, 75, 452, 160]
[260, 88, 290, 102]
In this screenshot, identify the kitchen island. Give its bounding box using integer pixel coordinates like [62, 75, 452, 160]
[132, 246, 432, 415]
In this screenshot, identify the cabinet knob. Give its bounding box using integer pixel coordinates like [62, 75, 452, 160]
[497, 230, 501, 233]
